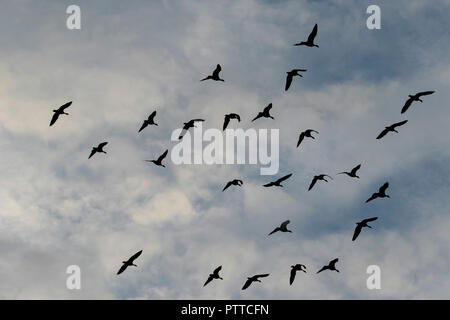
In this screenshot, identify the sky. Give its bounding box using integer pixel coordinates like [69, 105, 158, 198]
[0, 0, 449, 299]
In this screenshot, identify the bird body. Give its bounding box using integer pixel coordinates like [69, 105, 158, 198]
[88, 142, 108, 159]
[366, 182, 389, 203]
[401, 91, 434, 114]
[338, 164, 361, 178]
[290, 264, 307, 285]
[203, 266, 223, 287]
[223, 113, 241, 130]
[308, 174, 332, 191]
[317, 258, 339, 274]
[49, 101, 72, 126]
[268, 220, 292, 236]
[297, 129, 318, 147]
[222, 179, 243, 191]
[285, 69, 306, 91]
[252, 103, 274, 122]
[145, 149, 168, 167]
[139, 110, 158, 132]
[263, 173, 292, 187]
[376, 120, 408, 139]
[117, 250, 143, 275]
[201, 64, 224, 82]
[242, 274, 270, 290]
[294, 24, 319, 47]
[179, 119, 205, 139]
[352, 217, 378, 241]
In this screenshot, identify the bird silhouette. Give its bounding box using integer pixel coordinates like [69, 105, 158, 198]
[49, 101, 72, 126]
[401, 91, 435, 114]
[285, 69, 307, 91]
[117, 250, 143, 275]
[308, 174, 333, 191]
[252, 103, 274, 122]
[297, 129, 318, 147]
[223, 113, 241, 130]
[178, 119, 205, 139]
[366, 182, 390, 203]
[352, 217, 378, 241]
[290, 264, 307, 285]
[145, 149, 168, 168]
[139, 110, 158, 132]
[376, 120, 408, 139]
[268, 220, 292, 236]
[242, 274, 270, 290]
[263, 173, 292, 187]
[201, 64, 224, 82]
[88, 142, 108, 159]
[203, 266, 223, 287]
[222, 179, 243, 191]
[317, 258, 339, 274]
[337, 164, 361, 178]
[294, 24, 319, 47]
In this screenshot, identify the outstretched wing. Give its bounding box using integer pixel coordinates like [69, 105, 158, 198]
[376, 128, 389, 139]
[362, 217, 378, 224]
[255, 274, 270, 279]
[263, 181, 274, 187]
[307, 24, 318, 42]
[417, 90, 434, 97]
[351, 164, 361, 175]
[251, 113, 261, 122]
[392, 120, 408, 129]
[148, 110, 157, 121]
[329, 258, 339, 268]
[212, 64, 221, 78]
[157, 149, 168, 162]
[263, 103, 273, 113]
[128, 250, 143, 263]
[88, 148, 96, 159]
[308, 176, 318, 191]
[276, 173, 292, 184]
[379, 182, 389, 193]
[203, 275, 214, 287]
[117, 264, 128, 275]
[316, 266, 326, 274]
[290, 268, 296, 285]
[98, 142, 108, 149]
[268, 227, 279, 236]
[352, 224, 363, 241]
[365, 193, 377, 203]
[297, 132, 305, 147]
[138, 121, 148, 132]
[223, 115, 230, 130]
[280, 220, 290, 229]
[222, 181, 232, 191]
[49, 112, 60, 126]
[285, 73, 293, 91]
[242, 279, 253, 290]
[213, 266, 222, 276]
[401, 98, 414, 114]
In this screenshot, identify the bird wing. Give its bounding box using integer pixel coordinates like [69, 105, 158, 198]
[213, 266, 222, 276]
[212, 64, 222, 77]
[297, 132, 305, 147]
[242, 279, 253, 290]
[255, 274, 270, 279]
[379, 182, 389, 193]
[128, 250, 143, 263]
[285, 73, 293, 91]
[365, 193, 377, 203]
[401, 98, 413, 114]
[58, 101, 72, 111]
[49, 112, 60, 126]
[363, 217, 378, 223]
[203, 275, 214, 287]
[251, 113, 261, 122]
[280, 220, 290, 229]
[98, 142, 108, 148]
[376, 128, 389, 139]
[88, 149, 96, 159]
[417, 90, 435, 97]
[138, 121, 147, 132]
[222, 181, 232, 191]
[308, 176, 318, 191]
[352, 224, 363, 241]
[117, 264, 128, 275]
[157, 149, 168, 162]
[234, 113, 241, 121]
[263, 181, 274, 187]
[392, 120, 408, 128]
[351, 164, 361, 175]
[149, 110, 157, 120]
[268, 227, 280, 236]
[276, 173, 292, 184]
[330, 258, 339, 267]
[263, 103, 273, 113]
[223, 115, 230, 130]
[178, 129, 187, 140]
[290, 268, 296, 285]
[316, 266, 326, 274]
[307, 24, 318, 42]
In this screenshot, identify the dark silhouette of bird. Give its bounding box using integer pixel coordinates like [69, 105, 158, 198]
[252, 103, 274, 122]
[268, 220, 292, 236]
[338, 164, 361, 178]
[297, 129, 318, 147]
[178, 119, 205, 139]
[88, 142, 108, 159]
[401, 91, 435, 114]
[308, 174, 333, 191]
[290, 264, 307, 285]
[222, 179, 243, 191]
[201, 64, 224, 82]
[117, 250, 143, 275]
[285, 69, 306, 91]
[376, 120, 408, 139]
[203, 266, 223, 287]
[263, 173, 292, 187]
[139, 110, 158, 132]
[352, 217, 378, 241]
[242, 274, 270, 290]
[294, 24, 319, 47]
[366, 182, 390, 203]
[223, 113, 241, 130]
[317, 258, 339, 274]
[49, 101, 72, 126]
[145, 149, 168, 167]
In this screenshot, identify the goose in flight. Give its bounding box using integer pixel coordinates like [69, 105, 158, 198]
[401, 91, 435, 114]
[145, 149, 168, 168]
[139, 111, 158, 132]
[352, 217, 378, 241]
[223, 113, 241, 130]
[242, 274, 270, 290]
[268, 220, 292, 236]
[366, 182, 389, 203]
[203, 266, 223, 287]
[337, 164, 361, 178]
[178, 119, 205, 139]
[201, 64, 224, 82]
[222, 179, 243, 191]
[252, 103, 274, 122]
[263, 173, 292, 187]
[376, 120, 408, 139]
[317, 258, 339, 274]
[88, 142, 108, 159]
[285, 69, 306, 91]
[308, 174, 332, 191]
[117, 250, 143, 275]
[297, 129, 318, 147]
[294, 24, 319, 47]
[49, 101, 72, 126]
[290, 264, 307, 285]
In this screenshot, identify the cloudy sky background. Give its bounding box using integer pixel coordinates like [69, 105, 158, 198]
[0, 0, 449, 299]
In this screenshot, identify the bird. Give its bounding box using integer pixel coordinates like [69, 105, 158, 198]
[337, 164, 361, 178]
[139, 110, 158, 132]
[352, 217, 378, 241]
[223, 113, 241, 130]
[252, 103, 274, 122]
[317, 258, 339, 274]
[290, 264, 307, 285]
[376, 120, 408, 139]
[203, 266, 223, 287]
[242, 274, 270, 290]
[222, 179, 243, 191]
[308, 174, 333, 191]
[201, 64, 224, 82]
[285, 69, 307, 91]
[263, 173, 292, 187]
[178, 119, 205, 139]
[88, 142, 108, 159]
[49, 101, 72, 126]
[117, 250, 143, 275]
[297, 129, 318, 147]
[366, 182, 390, 203]
[145, 149, 168, 168]
[294, 24, 319, 47]
[401, 91, 435, 114]
[268, 220, 292, 236]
